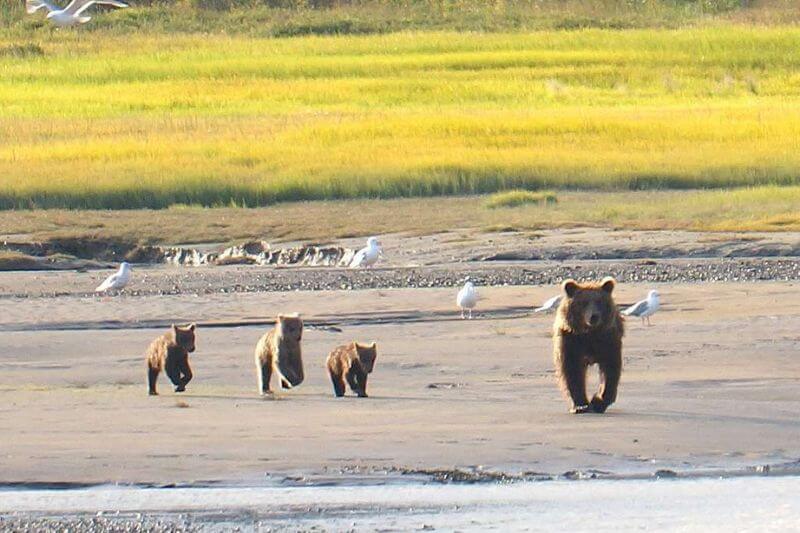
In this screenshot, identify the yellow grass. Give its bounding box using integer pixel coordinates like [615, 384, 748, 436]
[485, 190, 557, 208]
[1, 27, 800, 208]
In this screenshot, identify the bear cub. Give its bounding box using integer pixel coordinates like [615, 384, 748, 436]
[326, 342, 378, 398]
[254, 314, 305, 395]
[552, 277, 623, 414]
[146, 323, 196, 396]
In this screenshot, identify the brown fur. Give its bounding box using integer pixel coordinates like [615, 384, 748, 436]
[326, 342, 377, 397]
[146, 324, 196, 396]
[552, 277, 623, 414]
[254, 314, 304, 395]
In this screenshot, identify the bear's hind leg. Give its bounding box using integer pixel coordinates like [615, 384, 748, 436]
[148, 366, 160, 396]
[257, 361, 272, 395]
[329, 371, 346, 397]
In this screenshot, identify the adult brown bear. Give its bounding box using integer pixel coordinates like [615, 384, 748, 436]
[553, 277, 623, 414]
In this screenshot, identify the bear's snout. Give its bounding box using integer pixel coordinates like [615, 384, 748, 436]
[583, 307, 602, 327]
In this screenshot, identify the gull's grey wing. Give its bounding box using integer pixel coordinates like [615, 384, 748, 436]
[350, 248, 367, 268]
[61, 0, 86, 14]
[69, 0, 128, 15]
[623, 299, 648, 317]
[534, 295, 561, 312]
[96, 272, 119, 291]
[26, 0, 58, 14]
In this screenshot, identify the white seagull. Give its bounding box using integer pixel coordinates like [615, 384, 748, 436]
[95, 262, 132, 293]
[350, 236, 382, 269]
[534, 294, 562, 314]
[26, 0, 128, 27]
[622, 289, 660, 326]
[456, 280, 478, 319]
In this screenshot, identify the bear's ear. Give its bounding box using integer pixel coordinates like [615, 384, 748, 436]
[188, 323, 196, 331]
[562, 279, 579, 297]
[371, 342, 377, 349]
[171, 323, 178, 333]
[600, 277, 616, 294]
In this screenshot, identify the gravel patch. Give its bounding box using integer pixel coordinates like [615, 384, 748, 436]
[2, 258, 800, 299]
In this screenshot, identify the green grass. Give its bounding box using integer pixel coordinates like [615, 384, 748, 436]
[2, 188, 800, 246]
[485, 190, 557, 208]
[1, 2, 800, 209]
[2, 0, 779, 37]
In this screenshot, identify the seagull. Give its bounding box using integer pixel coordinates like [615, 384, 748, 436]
[350, 237, 382, 269]
[534, 294, 562, 314]
[456, 280, 478, 319]
[95, 262, 132, 293]
[622, 289, 660, 326]
[26, 0, 128, 27]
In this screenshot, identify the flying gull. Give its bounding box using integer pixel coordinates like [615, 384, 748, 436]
[95, 262, 132, 293]
[27, 0, 128, 27]
[622, 289, 660, 325]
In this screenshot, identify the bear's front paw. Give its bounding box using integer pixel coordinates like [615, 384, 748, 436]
[570, 404, 591, 414]
[174, 386, 186, 393]
[149, 391, 158, 396]
[589, 396, 608, 413]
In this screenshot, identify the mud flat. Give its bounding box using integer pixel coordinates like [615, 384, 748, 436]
[0, 281, 798, 486]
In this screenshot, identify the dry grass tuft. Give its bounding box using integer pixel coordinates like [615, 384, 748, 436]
[485, 190, 557, 209]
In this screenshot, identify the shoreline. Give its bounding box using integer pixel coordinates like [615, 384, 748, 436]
[0, 458, 798, 492]
[2, 476, 800, 531]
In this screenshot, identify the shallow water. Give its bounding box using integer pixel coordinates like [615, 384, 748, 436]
[2, 476, 798, 531]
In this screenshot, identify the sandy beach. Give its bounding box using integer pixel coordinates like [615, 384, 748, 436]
[2, 230, 800, 530]
[1, 269, 799, 485]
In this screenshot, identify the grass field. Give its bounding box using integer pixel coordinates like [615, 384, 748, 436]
[1, 2, 800, 209]
[3, 188, 800, 246]
[4, 0, 788, 37]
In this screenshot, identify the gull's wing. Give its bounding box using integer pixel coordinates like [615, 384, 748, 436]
[95, 272, 119, 292]
[622, 299, 648, 317]
[26, 0, 58, 14]
[62, 0, 87, 15]
[349, 248, 368, 268]
[457, 287, 477, 307]
[534, 294, 561, 313]
[456, 287, 466, 305]
[68, 0, 128, 15]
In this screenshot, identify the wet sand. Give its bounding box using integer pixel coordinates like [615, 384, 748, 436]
[1, 278, 799, 486]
